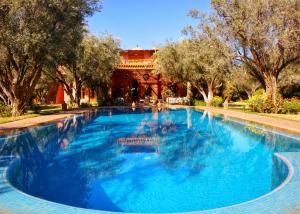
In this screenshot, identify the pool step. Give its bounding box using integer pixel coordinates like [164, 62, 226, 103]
[117, 136, 159, 146]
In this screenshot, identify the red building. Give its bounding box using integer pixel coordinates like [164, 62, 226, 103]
[47, 49, 186, 105]
[112, 49, 186, 103]
[112, 49, 161, 102]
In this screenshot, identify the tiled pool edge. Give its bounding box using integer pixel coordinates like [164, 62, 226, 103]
[0, 153, 299, 214]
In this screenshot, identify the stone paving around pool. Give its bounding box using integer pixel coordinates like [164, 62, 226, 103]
[194, 106, 300, 135]
[0, 108, 99, 132]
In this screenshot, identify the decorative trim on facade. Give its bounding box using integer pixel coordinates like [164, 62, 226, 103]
[115, 59, 155, 70]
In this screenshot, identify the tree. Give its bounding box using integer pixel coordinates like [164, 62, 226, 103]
[222, 80, 235, 108]
[210, 0, 300, 109]
[184, 36, 231, 105]
[230, 66, 261, 99]
[0, 0, 101, 116]
[155, 33, 231, 105]
[0, 87, 10, 106]
[31, 74, 56, 105]
[49, 35, 120, 107]
[84, 35, 121, 106]
[278, 62, 300, 98]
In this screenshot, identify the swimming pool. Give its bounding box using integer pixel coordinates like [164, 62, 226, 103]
[1, 107, 300, 213]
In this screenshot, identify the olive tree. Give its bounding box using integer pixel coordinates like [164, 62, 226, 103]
[210, 0, 300, 108]
[278, 63, 300, 98]
[86, 35, 121, 106]
[49, 35, 120, 107]
[155, 32, 231, 105]
[231, 66, 261, 99]
[0, 0, 101, 116]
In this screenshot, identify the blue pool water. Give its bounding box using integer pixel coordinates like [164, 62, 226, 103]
[1, 107, 300, 213]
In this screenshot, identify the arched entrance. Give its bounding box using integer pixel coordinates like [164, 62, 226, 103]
[132, 80, 139, 102]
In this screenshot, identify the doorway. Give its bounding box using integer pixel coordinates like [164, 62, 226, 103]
[132, 80, 139, 102]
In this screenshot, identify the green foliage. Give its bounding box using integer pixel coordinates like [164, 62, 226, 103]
[229, 66, 261, 99]
[247, 90, 284, 113]
[161, 88, 175, 100]
[211, 96, 224, 107]
[223, 80, 234, 100]
[49, 34, 120, 107]
[80, 103, 92, 109]
[155, 32, 231, 103]
[210, 0, 300, 111]
[283, 98, 300, 114]
[247, 92, 266, 113]
[0, 102, 12, 117]
[30, 104, 42, 114]
[264, 93, 284, 113]
[194, 100, 206, 106]
[0, 0, 101, 116]
[253, 89, 265, 96]
[279, 64, 300, 98]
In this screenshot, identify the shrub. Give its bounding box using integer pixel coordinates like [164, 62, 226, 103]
[30, 104, 42, 114]
[247, 93, 266, 113]
[211, 96, 224, 107]
[80, 103, 92, 109]
[247, 90, 284, 113]
[0, 102, 12, 117]
[253, 89, 265, 96]
[263, 93, 284, 113]
[161, 88, 175, 100]
[194, 100, 206, 106]
[283, 98, 300, 114]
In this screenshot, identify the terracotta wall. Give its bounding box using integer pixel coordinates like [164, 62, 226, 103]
[121, 50, 155, 60]
[111, 69, 161, 101]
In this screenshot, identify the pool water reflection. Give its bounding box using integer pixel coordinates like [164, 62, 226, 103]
[1, 107, 300, 213]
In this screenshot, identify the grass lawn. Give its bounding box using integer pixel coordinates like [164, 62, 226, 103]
[27, 105, 62, 115]
[0, 105, 62, 124]
[257, 113, 300, 122]
[0, 114, 40, 124]
[227, 102, 300, 122]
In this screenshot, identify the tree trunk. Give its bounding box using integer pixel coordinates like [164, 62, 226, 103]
[186, 82, 192, 100]
[9, 80, 38, 117]
[0, 94, 9, 105]
[196, 85, 211, 106]
[246, 91, 252, 99]
[74, 84, 82, 108]
[11, 98, 27, 117]
[199, 90, 209, 104]
[207, 88, 213, 105]
[264, 74, 277, 105]
[223, 97, 230, 109]
[207, 82, 214, 106]
[63, 86, 75, 106]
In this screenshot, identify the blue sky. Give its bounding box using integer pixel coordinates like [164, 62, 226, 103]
[87, 0, 211, 49]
